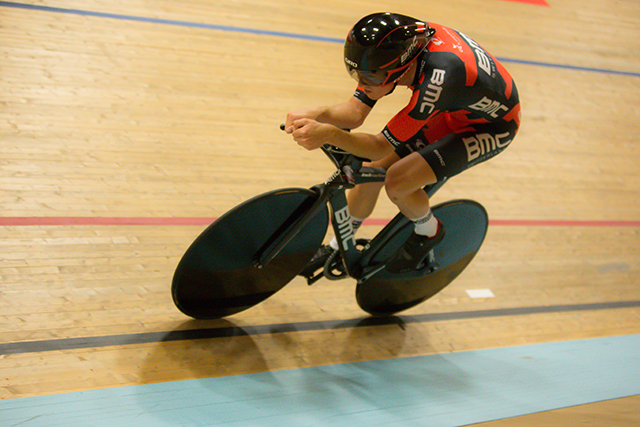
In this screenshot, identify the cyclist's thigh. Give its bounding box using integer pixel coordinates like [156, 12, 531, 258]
[418, 121, 518, 181]
[366, 150, 401, 170]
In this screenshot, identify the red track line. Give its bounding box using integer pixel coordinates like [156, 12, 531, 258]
[0, 217, 639, 227]
[500, 0, 549, 6]
[489, 219, 640, 227]
[365, 218, 640, 227]
[0, 217, 214, 226]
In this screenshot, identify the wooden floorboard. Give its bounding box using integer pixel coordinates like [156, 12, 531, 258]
[1, 0, 639, 424]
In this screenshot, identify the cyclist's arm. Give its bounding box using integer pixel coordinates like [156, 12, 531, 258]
[327, 128, 393, 161]
[315, 96, 372, 130]
[289, 117, 393, 161]
[286, 96, 372, 131]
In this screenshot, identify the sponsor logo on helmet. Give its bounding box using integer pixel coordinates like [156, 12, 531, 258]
[400, 36, 420, 65]
[345, 57, 358, 68]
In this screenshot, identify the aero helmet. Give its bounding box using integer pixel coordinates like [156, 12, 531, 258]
[344, 12, 435, 86]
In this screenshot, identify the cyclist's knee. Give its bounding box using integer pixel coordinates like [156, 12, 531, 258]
[384, 165, 411, 203]
[384, 157, 437, 204]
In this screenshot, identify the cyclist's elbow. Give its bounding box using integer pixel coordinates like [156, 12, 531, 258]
[349, 116, 366, 130]
[345, 98, 371, 130]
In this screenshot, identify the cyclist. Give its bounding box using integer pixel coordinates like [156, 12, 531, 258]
[285, 12, 521, 274]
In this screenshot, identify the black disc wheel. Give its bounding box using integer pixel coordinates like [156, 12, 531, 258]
[172, 188, 329, 319]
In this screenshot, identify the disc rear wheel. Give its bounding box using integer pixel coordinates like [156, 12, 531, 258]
[355, 200, 488, 316]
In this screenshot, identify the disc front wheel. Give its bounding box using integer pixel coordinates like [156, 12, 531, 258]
[172, 188, 329, 319]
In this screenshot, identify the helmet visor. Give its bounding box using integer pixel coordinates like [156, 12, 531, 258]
[346, 61, 412, 87]
[347, 67, 389, 86]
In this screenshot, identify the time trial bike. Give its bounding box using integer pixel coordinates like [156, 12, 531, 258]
[172, 143, 488, 319]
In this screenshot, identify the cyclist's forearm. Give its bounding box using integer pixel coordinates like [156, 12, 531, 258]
[329, 128, 393, 161]
[316, 99, 370, 130]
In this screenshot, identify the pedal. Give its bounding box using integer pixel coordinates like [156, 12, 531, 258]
[305, 271, 324, 286]
[420, 249, 439, 273]
[426, 249, 436, 266]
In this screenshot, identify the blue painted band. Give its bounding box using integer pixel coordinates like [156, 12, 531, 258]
[1, 334, 639, 426]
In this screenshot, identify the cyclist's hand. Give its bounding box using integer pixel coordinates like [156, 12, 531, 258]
[284, 109, 321, 133]
[287, 118, 332, 151]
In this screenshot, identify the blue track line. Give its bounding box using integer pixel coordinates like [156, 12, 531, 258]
[1, 1, 639, 78]
[0, 1, 640, 77]
[497, 57, 640, 77]
[0, 1, 343, 43]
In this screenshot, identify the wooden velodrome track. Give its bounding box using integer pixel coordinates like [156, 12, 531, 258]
[1, 0, 639, 425]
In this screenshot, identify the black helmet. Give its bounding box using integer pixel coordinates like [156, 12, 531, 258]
[344, 12, 435, 86]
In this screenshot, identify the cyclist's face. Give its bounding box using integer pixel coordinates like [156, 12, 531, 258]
[358, 80, 395, 100]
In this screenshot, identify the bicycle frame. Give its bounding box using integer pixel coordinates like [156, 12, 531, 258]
[253, 145, 446, 283]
